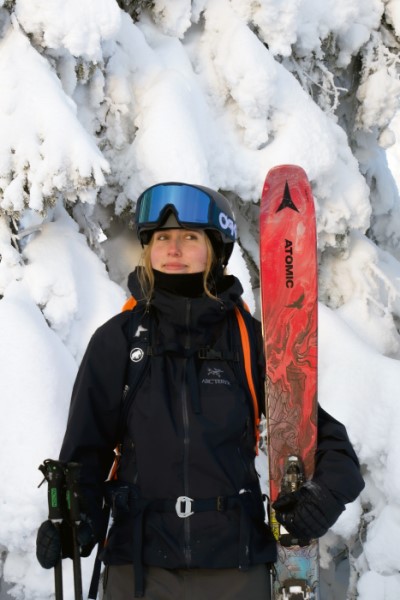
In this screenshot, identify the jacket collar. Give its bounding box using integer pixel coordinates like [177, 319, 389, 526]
[127, 267, 244, 335]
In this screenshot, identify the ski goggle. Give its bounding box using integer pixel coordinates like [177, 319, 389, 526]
[136, 183, 237, 241]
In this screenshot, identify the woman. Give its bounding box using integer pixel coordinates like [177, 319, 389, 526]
[37, 182, 364, 599]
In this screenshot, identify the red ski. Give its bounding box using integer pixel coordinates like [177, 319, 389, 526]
[260, 165, 319, 599]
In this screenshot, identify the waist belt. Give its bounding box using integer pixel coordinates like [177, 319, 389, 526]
[145, 493, 238, 517]
[121, 490, 253, 598]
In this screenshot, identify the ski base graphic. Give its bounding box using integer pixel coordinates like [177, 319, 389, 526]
[273, 541, 319, 599]
[260, 165, 319, 600]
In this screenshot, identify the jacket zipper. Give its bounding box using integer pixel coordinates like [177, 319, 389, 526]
[182, 299, 191, 566]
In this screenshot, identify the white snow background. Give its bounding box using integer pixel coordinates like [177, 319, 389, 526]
[0, 0, 400, 598]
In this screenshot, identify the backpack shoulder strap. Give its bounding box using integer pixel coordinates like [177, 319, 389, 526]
[234, 303, 261, 450]
[124, 297, 151, 392]
[122, 296, 137, 312]
[116, 297, 152, 445]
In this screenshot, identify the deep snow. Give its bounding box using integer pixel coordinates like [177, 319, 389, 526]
[1, 1, 400, 598]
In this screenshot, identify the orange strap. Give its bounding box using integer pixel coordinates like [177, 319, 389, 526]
[234, 306, 260, 452]
[122, 296, 137, 312]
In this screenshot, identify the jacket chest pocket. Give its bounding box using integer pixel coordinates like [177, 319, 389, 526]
[199, 360, 250, 435]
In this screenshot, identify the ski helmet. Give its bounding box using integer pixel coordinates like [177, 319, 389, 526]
[135, 182, 237, 265]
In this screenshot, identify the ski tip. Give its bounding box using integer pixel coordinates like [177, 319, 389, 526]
[261, 164, 315, 217]
[261, 165, 310, 203]
[266, 164, 308, 179]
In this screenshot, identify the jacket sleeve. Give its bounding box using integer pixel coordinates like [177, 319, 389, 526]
[314, 405, 365, 504]
[59, 313, 130, 533]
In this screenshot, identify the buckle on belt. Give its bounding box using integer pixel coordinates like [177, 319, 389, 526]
[175, 496, 194, 518]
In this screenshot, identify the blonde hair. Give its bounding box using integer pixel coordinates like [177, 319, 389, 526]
[137, 232, 220, 302]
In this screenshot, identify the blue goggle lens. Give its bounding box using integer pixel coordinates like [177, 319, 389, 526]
[137, 185, 212, 225]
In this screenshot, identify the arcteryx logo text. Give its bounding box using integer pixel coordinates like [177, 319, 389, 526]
[202, 368, 231, 386]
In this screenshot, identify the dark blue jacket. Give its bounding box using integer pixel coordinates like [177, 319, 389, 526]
[60, 270, 364, 570]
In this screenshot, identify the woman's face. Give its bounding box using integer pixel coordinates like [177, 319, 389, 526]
[150, 228, 208, 274]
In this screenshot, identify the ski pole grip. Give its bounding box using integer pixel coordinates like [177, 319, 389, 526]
[64, 462, 82, 522]
[39, 459, 66, 521]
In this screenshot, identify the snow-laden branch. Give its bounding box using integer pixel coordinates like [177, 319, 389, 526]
[0, 17, 109, 216]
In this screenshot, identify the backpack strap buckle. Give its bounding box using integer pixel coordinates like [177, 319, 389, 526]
[175, 496, 194, 518]
[198, 347, 223, 359]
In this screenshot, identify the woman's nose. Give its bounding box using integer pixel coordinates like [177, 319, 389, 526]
[167, 238, 181, 254]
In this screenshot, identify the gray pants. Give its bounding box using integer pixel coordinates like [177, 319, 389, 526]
[102, 564, 271, 600]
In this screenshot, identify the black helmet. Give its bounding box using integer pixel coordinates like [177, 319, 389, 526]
[135, 182, 236, 265]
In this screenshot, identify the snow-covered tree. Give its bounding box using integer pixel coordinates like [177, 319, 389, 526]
[1, 1, 400, 598]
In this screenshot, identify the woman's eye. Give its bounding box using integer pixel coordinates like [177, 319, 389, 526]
[154, 231, 200, 242]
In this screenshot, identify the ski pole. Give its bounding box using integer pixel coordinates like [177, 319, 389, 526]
[39, 459, 65, 600]
[65, 462, 84, 600]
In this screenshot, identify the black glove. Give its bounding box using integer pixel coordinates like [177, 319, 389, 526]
[36, 520, 62, 569]
[272, 481, 345, 541]
[36, 516, 96, 569]
[61, 515, 97, 558]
